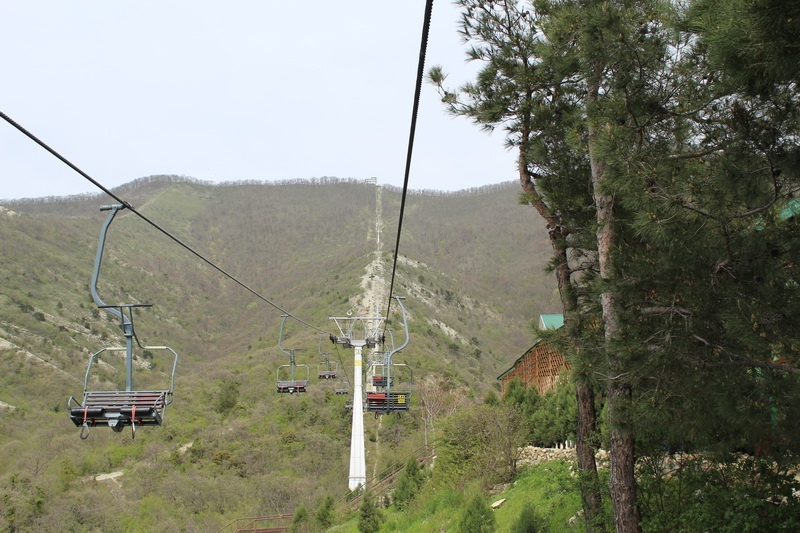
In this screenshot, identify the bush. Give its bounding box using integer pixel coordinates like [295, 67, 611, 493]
[315, 495, 335, 529]
[511, 503, 549, 533]
[638, 453, 800, 532]
[392, 457, 425, 510]
[457, 493, 495, 533]
[358, 492, 384, 533]
[289, 505, 311, 533]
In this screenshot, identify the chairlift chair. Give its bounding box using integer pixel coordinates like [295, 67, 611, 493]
[366, 362, 412, 415]
[316, 334, 338, 379]
[318, 357, 338, 380]
[364, 296, 413, 416]
[68, 343, 178, 438]
[334, 378, 350, 395]
[318, 362, 337, 379]
[275, 315, 309, 394]
[276, 365, 310, 393]
[67, 204, 179, 439]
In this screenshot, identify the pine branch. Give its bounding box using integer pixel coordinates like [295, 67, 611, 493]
[692, 335, 800, 376]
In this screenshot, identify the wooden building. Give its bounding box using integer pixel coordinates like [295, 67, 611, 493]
[497, 314, 569, 396]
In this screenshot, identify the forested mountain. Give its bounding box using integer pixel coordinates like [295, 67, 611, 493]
[0, 176, 555, 531]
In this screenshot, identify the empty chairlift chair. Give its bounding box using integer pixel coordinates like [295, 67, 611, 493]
[275, 315, 309, 394]
[334, 378, 350, 395]
[68, 343, 178, 438]
[67, 204, 179, 439]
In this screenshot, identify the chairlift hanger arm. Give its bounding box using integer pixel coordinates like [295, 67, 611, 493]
[385, 296, 409, 364]
[277, 314, 299, 364]
[91, 204, 128, 324]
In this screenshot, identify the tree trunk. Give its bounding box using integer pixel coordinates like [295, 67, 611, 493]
[607, 381, 639, 533]
[576, 381, 605, 532]
[519, 153, 605, 532]
[588, 80, 641, 532]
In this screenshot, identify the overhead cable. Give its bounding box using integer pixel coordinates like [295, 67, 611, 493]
[383, 0, 435, 322]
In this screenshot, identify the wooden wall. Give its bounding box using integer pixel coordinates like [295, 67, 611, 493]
[499, 342, 569, 396]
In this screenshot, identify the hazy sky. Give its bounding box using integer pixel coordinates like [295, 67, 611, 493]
[1, 1, 516, 201]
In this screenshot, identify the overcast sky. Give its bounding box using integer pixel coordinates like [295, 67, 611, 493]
[0, 1, 516, 201]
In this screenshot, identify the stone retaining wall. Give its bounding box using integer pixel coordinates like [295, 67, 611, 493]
[517, 446, 610, 468]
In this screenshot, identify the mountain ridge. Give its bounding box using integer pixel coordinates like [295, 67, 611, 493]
[0, 175, 556, 531]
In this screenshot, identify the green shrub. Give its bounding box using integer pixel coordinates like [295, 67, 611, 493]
[511, 503, 549, 533]
[457, 493, 495, 533]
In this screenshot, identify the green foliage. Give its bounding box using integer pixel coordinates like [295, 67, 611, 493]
[315, 494, 335, 529]
[483, 388, 499, 406]
[457, 492, 496, 533]
[511, 503, 549, 533]
[529, 378, 576, 447]
[690, 0, 800, 95]
[214, 377, 240, 416]
[501, 377, 577, 448]
[290, 505, 311, 533]
[357, 492, 384, 533]
[392, 457, 425, 511]
[438, 403, 528, 487]
[638, 454, 800, 532]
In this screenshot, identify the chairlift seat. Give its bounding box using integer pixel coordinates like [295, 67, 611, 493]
[276, 380, 308, 394]
[69, 389, 172, 430]
[366, 391, 410, 412]
[318, 370, 337, 379]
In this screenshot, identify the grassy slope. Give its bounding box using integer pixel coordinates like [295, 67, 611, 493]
[0, 177, 556, 531]
[329, 461, 586, 532]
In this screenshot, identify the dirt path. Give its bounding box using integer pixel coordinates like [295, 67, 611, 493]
[355, 183, 386, 317]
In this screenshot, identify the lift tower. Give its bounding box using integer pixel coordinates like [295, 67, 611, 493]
[329, 311, 386, 491]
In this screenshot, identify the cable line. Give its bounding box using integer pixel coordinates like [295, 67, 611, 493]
[0, 110, 329, 335]
[383, 0, 434, 322]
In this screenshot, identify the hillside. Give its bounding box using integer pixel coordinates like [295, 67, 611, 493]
[0, 176, 556, 531]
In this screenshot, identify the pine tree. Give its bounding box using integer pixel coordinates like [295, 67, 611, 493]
[457, 493, 496, 533]
[289, 505, 310, 533]
[314, 495, 335, 530]
[690, 0, 800, 95]
[392, 457, 424, 511]
[357, 492, 384, 533]
[428, 1, 605, 527]
[430, 1, 800, 531]
[511, 502, 549, 533]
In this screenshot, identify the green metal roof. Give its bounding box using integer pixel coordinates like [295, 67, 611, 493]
[539, 314, 564, 330]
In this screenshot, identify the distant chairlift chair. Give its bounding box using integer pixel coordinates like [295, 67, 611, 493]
[67, 204, 178, 439]
[334, 379, 350, 395]
[275, 315, 309, 393]
[317, 335, 338, 379]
